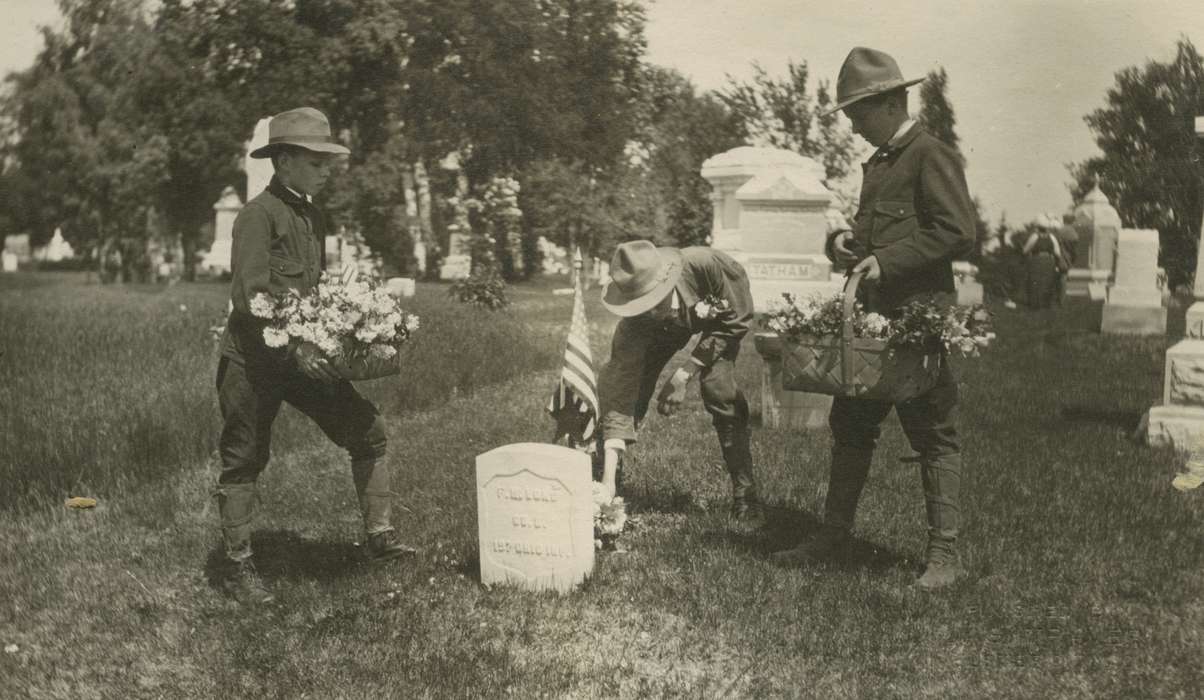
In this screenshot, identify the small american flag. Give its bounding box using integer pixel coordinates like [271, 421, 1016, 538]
[547, 248, 599, 447]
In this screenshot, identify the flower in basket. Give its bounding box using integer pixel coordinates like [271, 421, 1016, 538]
[890, 300, 995, 356]
[591, 481, 628, 550]
[764, 291, 995, 356]
[249, 266, 420, 379]
[693, 294, 731, 321]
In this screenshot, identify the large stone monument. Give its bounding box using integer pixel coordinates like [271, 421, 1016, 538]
[476, 443, 594, 593]
[1066, 179, 1119, 299]
[1100, 228, 1166, 335]
[701, 146, 845, 430]
[200, 186, 242, 276]
[1147, 117, 1204, 485]
[701, 146, 843, 311]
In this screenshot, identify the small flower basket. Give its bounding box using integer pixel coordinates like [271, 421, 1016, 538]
[329, 351, 404, 381]
[250, 265, 420, 381]
[764, 270, 994, 402]
[779, 331, 942, 402]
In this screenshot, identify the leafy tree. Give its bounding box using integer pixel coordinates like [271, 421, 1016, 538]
[3, 0, 164, 270]
[917, 67, 962, 161]
[633, 66, 742, 248]
[718, 60, 857, 184]
[1069, 37, 1204, 286]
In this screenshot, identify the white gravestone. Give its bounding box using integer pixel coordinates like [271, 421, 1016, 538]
[476, 443, 594, 593]
[386, 277, 415, 298]
[245, 117, 274, 200]
[1100, 228, 1165, 336]
[1, 250, 17, 272]
[1146, 116, 1204, 469]
[201, 186, 242, 276]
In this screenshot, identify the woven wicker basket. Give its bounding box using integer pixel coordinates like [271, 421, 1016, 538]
[330, 351, 402, 381]
[778, 271, 942, 402]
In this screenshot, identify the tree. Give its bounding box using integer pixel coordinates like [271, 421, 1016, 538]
[917, 67, 962, 162]
[718, 60, 857, 184]
[2, 0, 166, 273]
[632, 66, 742, 248]
[1069, 37, 1204, 286]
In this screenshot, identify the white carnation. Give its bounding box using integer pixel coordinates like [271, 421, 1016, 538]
[263, 327, 290, 348]
[250, 293, 275, 319]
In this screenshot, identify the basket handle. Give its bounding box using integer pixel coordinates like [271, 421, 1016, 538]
[840, 270, 865, 391]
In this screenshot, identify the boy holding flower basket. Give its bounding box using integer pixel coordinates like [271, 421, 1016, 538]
[214, 108, 415, 605]
[770, 48, 977, 590]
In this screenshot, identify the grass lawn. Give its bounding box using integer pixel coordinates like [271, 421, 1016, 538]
[1, 272, 1201, 698]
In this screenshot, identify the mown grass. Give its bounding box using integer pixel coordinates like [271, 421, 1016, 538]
[1, 274, 1201, 698]
[0, 273, 562, 511]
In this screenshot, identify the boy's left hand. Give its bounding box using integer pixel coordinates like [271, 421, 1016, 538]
[656, 367, 693, 416]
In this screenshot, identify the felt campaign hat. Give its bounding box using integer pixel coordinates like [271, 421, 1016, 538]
[601, 240, 682, 317]
[249, 107, 350, 159]
[824, 47, 925, 116]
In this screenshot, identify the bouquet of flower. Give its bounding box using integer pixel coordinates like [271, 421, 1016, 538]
[249, 265, 420, 380]
[764, 292, 994, 357]
[591, 482, 628, 551]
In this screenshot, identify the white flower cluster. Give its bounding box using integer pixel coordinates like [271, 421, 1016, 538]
[764, 291, 995, 356]
[591, 482, 627, 548]
[250, 268, 419, 362]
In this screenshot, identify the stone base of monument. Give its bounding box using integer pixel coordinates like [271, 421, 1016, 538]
[439, 254, 471, 281]
[476, 443, 594, 593]
[1101, 302, 1166, 336]
[1065, 269, 1111, 299]
[386, 277, 416, 298]
[754, 333, 831, 430]
[1145, 404, 1204, 450]
[1183, 302, 1204, 339]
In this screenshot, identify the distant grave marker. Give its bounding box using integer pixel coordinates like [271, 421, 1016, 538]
[475, 443, 593, 592]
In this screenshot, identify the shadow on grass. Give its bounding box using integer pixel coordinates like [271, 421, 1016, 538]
[1059, 404, 1145, 434]
[203, 529, 363, 591]
[743, 504, 915, 573]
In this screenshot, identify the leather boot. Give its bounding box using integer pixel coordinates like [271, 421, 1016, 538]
[716, 421, 761, 524]
[352, 458, 416, 561]
[215, 483, 273, 605]
[771, 446, 871, 565]
[915, 453, 965, 590]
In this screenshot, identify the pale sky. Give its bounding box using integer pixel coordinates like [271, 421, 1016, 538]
[2, 1, 1201, 226]
[644, 0, 1203, 225]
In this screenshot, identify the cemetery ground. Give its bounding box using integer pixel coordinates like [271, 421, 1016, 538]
[1, 272, 1202, 699]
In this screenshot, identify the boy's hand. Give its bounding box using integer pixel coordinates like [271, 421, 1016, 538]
[656, 366, 695, 416]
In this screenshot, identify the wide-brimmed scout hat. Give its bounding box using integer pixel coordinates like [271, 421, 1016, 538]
[248, 107, 350, 159]
[601, 240, 682, 317]
[824, 47, 925, 116]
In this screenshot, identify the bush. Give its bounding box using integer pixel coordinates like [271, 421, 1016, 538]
[976, 246, 1026, 303]
[448, 272, 510, 310]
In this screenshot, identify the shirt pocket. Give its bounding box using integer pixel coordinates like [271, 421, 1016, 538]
[268, 254, 306, 294]
[871, 199, 917, 246]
